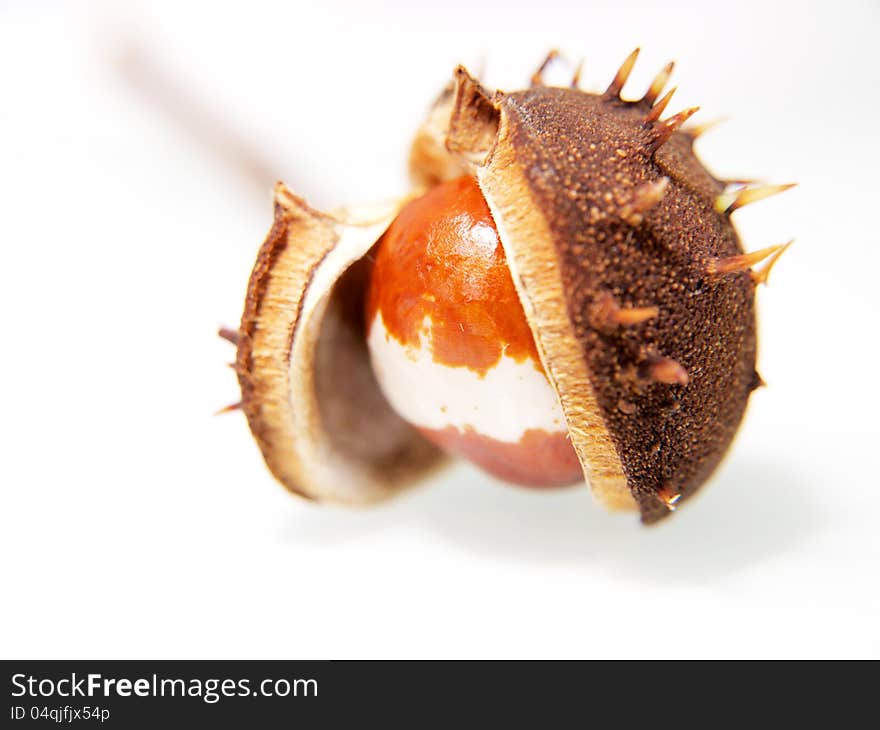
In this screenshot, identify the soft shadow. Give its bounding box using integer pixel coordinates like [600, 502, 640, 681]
[280, 457, 824, 584]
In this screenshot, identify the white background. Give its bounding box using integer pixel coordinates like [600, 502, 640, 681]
[1, 0, 878, 659]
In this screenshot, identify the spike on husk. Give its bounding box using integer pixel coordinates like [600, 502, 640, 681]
[605, 48, 640, 97]
[643, 61, 674, 105]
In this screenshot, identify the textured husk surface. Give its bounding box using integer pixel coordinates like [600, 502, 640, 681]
[446, 73, 758, 523]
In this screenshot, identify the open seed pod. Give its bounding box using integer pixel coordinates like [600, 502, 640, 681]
[230, 51, 793, 523]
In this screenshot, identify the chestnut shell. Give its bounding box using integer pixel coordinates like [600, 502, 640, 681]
[236, 191, 443, 505]
[449, 73, 757, 522]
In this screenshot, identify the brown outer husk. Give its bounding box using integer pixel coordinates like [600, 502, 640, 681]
[447, 72, 758, 523]
[236, 184, 443, 504]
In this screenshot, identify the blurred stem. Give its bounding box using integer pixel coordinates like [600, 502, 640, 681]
[113, 41, 278, 195]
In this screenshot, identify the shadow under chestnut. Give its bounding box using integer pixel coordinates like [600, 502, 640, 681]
[278, 456, 823, 584]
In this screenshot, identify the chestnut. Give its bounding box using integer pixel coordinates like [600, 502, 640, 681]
[365, 175, 583, 488]
[225, 50, 794, 523]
